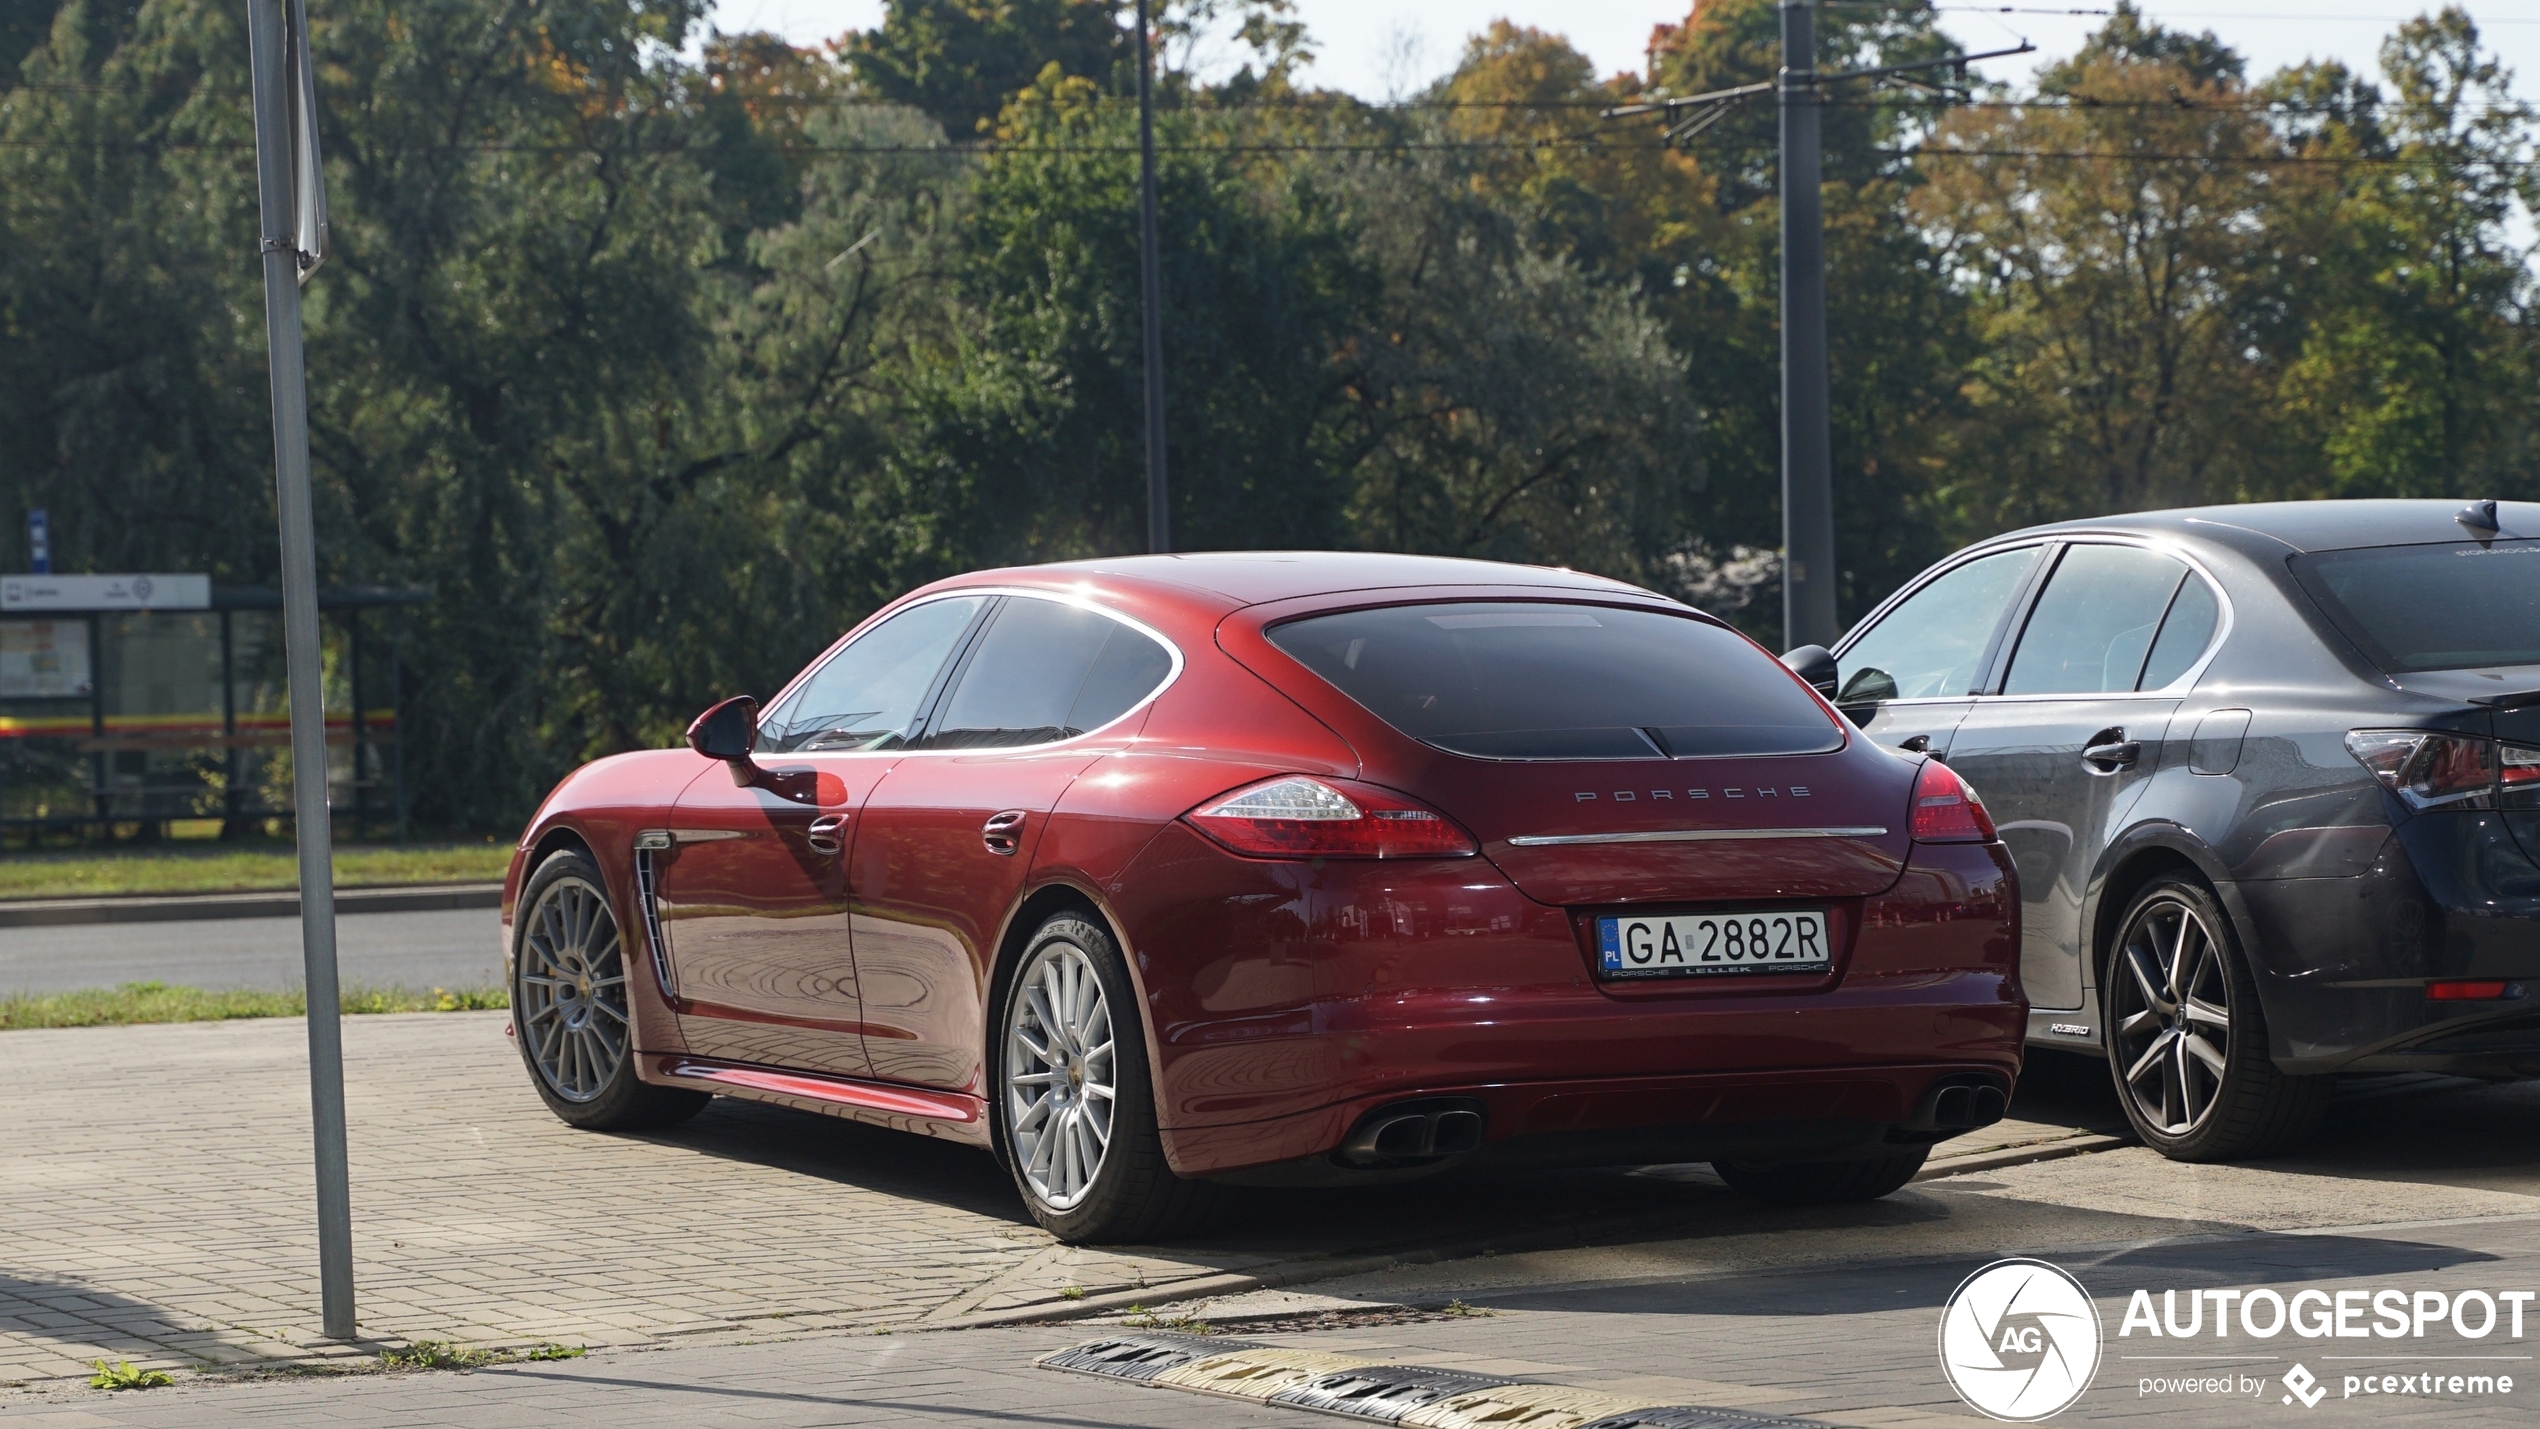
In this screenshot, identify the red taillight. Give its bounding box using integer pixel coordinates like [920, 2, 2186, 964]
[2427, 980, 2512, 1001]
[1910, 758, 1995, 843]
[1186, 776, 1479, 860]
[2347, 729, 2524, 810]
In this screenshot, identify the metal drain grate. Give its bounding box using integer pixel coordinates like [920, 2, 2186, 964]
[1154, 1346, 1377, 1400]
[1402, 1382, 1673, 1428]
[1035, 1332, 1251, 1383]
[1575, 1409, 1832, 1429]
[1271, 1365, 1508, 1421]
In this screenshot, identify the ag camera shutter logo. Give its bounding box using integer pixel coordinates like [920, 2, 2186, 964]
[1939, 1257, 2103, 1420]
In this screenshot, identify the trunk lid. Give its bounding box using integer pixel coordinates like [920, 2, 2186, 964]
[1416, 749, 1917, 907]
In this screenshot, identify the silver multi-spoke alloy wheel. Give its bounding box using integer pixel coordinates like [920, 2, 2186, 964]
[517, 875, 631, 1103]
[2109, 892, 2233, 1137]
[1004, 937, 1117, 1212]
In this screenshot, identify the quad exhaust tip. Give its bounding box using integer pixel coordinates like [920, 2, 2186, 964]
[1337, 1097, 1488, 1168]
[1918, 1078, 2009, 1132]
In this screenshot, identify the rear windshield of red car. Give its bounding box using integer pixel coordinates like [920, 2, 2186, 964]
[1268, 601, 1845, 760]
[2292, 539, 2540, 672]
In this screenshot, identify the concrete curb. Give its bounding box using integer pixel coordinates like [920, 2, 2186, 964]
[1916, 1131, 2133, 1180]
[0, 881, 503, 928]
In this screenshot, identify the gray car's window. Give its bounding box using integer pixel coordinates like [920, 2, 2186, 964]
[924, 597, 1168, 749]
[1270, 601, 1843, 760]
[2137, 573, 2221, 690]
[1837, 547, 2042, 703]
[757, 596, 986, 753]
[2293, 540, 2540, 672]
[2003, 545, 2190, 696]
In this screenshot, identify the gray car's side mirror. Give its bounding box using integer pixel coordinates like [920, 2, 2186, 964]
[1781, 644, 1840, 699]
[686, 695, 763, 785]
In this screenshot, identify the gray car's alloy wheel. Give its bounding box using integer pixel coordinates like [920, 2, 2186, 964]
[2102, 873, 2327, 1160]
[991, 911, 1230, 1243]
[510, 848, 709, 1132]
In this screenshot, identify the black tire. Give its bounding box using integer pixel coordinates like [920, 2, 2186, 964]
[990, 911, 1229, 1244]
[2101, 873, 2329, 1161]
[511, 848, 710, 1133]
[1713, 1147, 1931, 1205]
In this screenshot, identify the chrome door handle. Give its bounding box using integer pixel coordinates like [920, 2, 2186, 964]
[806, 814, 849, 855]
[2081, 728, 2140, 773]
[982, 809, 1027, 856]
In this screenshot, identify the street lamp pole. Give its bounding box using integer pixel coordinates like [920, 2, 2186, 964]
[245, 0, 354, 1341]
[1778, 0, 1838, 651]
[1135, 0, 1170, 554]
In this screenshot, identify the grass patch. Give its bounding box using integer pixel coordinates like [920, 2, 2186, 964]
[0, 841, 513, 901]
[378, 1339, 582, 1373]
[88, 1358, 173, 1390]
[1, 981, 506, 1031]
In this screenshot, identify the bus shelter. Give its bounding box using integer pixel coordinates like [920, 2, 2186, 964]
[0, 576, 428, 842]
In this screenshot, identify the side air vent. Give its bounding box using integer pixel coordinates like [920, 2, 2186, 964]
[631, 832, 675, 998]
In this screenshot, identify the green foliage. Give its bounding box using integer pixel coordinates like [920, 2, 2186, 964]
[379, 1338, 496, 1371]
[1, 981, 506, 1029]
[88, 1357, 174, 1390]
[3, 0, 2534, 834]
[0, 841, 512, 899]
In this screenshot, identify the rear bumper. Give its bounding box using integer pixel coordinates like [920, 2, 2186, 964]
[1114, 829, 2025, 1177]
[1168, 1061, 2015, 1183]
[2239, 812, 2540, 1074]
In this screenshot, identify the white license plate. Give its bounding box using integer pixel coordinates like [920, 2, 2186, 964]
[1597, 910, 1830, 979]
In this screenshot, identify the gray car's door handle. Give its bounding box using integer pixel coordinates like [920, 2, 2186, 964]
[2081, 729, 2140, 773]
[982, 809, 1027, 856]
[806, 813, 849, 855]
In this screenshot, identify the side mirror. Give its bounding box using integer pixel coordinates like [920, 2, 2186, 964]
[685, 695, 762, 785]
[1781, 644, 1840, 699]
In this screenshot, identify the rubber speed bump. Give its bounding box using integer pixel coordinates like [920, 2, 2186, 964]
[1152, 1346, 1376, 1400]
[1035, 1332, 1249, 1382]
[1402, 1382, 1671, 1429]
[1271, 1365, 1506, 1420]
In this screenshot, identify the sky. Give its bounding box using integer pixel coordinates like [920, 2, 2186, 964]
[703, 1, 2540, 104]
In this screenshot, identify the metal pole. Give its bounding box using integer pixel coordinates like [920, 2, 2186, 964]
[1778, 0, 1839, 651]
[1135, 0, 1170, 554]
[245, 0, 355, 1341]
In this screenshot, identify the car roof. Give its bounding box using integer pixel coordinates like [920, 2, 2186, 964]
[964, 551, 1655, 607]
[1994, 499, 2540, 555]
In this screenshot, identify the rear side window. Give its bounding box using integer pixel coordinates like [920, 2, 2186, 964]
[2293, 540, 2540, 672]
[924, 597, 1173, 749]
[2137, 573, 2221, 690]
[2003, 545, 2190, 696]
[1268, 602, 1843, 761]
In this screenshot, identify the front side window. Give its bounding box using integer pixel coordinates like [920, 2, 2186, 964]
[2293, 540, 2540, 672]
[2002, 545, 2190, 696]
[1838, 546, 2043, 703]
[757, 596, 987, 753]
[923, 597, 1174, 750]
[1269, 601, 1843, 761]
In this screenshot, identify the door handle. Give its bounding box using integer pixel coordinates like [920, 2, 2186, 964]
[2081, 728, 2140, 774]
[806, 813, 849, 855]
[1896, 735, 1932, 754]
[982, 809, 1028, 857]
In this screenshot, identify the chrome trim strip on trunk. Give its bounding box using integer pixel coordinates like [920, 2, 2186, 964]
[1504, 826, 1889, 847]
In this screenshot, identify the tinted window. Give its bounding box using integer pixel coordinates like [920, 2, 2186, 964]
[2293, 540, 2540, 672]
[1838, 547, 2042, 703]
[758, 596, 986, 753]
[2003, 545, 2188, 696]
[925, 598, 1169, 749]
[2137, 573, 2220, 690]
[1269, 602, 1843, 761]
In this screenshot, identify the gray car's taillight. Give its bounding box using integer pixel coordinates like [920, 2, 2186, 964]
[2346, 729, 2540, 811]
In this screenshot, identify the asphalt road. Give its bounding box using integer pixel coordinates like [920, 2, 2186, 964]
[0, 907, 505, 994]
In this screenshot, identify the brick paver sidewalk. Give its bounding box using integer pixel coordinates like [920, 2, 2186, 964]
[0, 1013, 1318, 1384]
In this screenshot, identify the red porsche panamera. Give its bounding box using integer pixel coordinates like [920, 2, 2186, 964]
[503, 553, 2024, 1243]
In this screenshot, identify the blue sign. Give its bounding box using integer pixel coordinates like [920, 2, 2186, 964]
[26, 508, 47, 575]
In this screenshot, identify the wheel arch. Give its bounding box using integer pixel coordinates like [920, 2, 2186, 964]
[981, 878, 1159, 1159]
[2086, 824, 2274, 1022]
